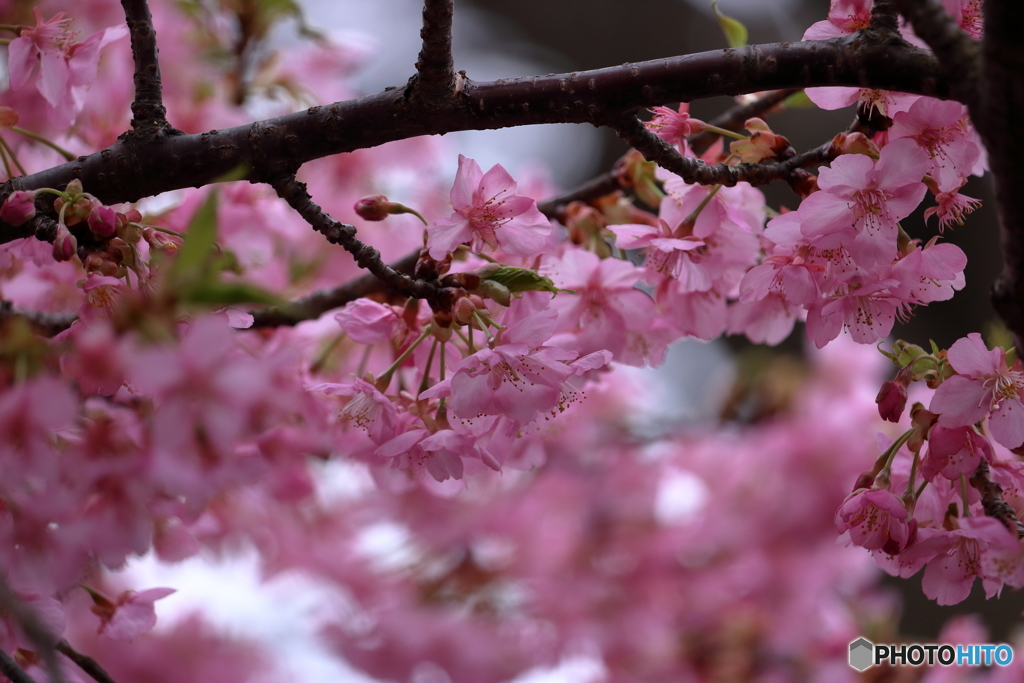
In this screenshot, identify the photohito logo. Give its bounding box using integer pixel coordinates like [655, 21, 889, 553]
[849, 638, 1014, 670]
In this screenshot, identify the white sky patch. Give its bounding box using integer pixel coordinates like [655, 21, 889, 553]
[654, 468, 709, 525]
[124, 547, 376, 683]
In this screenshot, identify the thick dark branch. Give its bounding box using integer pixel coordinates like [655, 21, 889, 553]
[270, 176, 455, 309]
[978, 0, 1024, 347]
[893, 0, 980, 96]
[0, 649, 36, 683]
[251, 250, 419, 327]
[120, 0, 169, 129]
[55, 642, 116, 683]
[0, 34, 956, 244]
[413, 0, 457, 104]
[871, 0, 901, 33]
[970, 461, 1024, 538]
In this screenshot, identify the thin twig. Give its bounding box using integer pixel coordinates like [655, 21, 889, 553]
[538, 88, 800, 217]
[269, 175, 455, 310]
[251, 250, 420, 327]
[0, 648, 37, 683]
[55, 642, 117, 683]
[413, 0, 457, 103]
[120, 0, 170, 129]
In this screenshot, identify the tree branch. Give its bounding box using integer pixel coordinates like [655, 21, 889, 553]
[538, 88, 799, 217]
[270, 176, 455, 309]
[0, 648, 37, 683]
[970, 461, 1024, 538]
[973, 0, 1024, 348]
[54, 642, 116, 683]
[412, 0, 457, 104]
[0, 302, 76, 336]
[0, 33, 957, 246]
[250, 250, 420, 327]
[893, 0, 980, 97]
[120, 0, 172, 131]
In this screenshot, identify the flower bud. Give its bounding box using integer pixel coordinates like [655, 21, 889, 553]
[143, 227, 183, 252]
[876, 380, 908, 423]
[0, 106, 19, 129]
[88, 204, 117, 237]
[453, 296, 478, 325]
[52, 223, 77, 262]
[0, 190, 37, 225]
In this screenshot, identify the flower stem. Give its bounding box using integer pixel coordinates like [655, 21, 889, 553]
[700, 124, 749, 140]
[377, 325, 432, 387]
[11, 127, 75, 161]
[0, 135, 26, 176]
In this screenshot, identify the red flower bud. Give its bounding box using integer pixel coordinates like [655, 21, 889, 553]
[876, 380, 908, 423]
[88, 204, 118, 237]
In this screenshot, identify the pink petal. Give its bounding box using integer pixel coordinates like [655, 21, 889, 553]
[931, 374, 991, 427]
[450, 155, 483, 210]
[946, 333, 999, 377]
[38, 50, 70, 107]
[7, 37, 36, 92]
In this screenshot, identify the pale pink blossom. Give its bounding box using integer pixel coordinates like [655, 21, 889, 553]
[426, 155, 551, 259]
[94, 587, 176, 641]
[543, 248, 657, 364]
[7, 10, 127, 127]
[924, 186, 982, 231]
[930, 333, 1024, 448]
[890, 97, 981, 192]
[797, 139, 929, 267]
[335, 298, 403, 345]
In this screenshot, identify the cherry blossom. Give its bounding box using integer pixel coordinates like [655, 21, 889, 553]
[930, 333, 1024, 448]
[426, 154, 552, 259]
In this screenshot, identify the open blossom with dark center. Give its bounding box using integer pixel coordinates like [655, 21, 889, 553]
[426, 154, 551, 259]
[930, 333, 1024, 448]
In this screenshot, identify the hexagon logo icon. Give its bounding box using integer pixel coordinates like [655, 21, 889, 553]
[849, 638, 874, 671]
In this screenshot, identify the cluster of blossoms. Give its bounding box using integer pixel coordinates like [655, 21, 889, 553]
[838, 334, 1024, 606]
[0, 0, 1018, 679]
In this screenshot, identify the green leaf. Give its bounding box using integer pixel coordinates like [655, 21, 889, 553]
[711, 1, 748, 48]
[170, 191, 219, 281]
[183, 281, 282, 307]
[484, 267, 570, 296]
[782, 90, 815, 109]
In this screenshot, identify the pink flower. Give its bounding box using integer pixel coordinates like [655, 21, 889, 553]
[335, 299, 403, 345]
[924, 186, 982, 231]
[922, 424, 992, 482]
[7, 10, 127, 127]
[426, 155, 551, 259]
[835, 488, 911, 554]
[876, 379, 908, 423]
[438, 310, 580, 425]
[889, 98, 980, 192]
[901, 518, 1021, 605]
[930, 333, 1024, 448]
[92, 587, 176, 641]
[643, 103, 702, 145]
[543, 248, 657, 365]
[1, 191, 37, 225]
[797, 139, 929, 267]
[310, 378, 401, 444]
